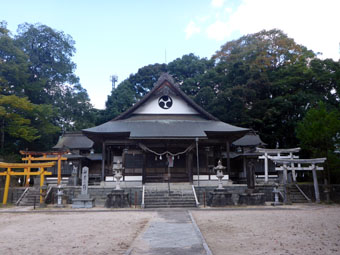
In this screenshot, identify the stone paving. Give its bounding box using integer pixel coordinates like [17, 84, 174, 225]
[127, 209, 211, 255]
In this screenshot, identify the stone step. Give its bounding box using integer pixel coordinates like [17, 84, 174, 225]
[288, 186, 309, 203]
[145, 204, 196, 208]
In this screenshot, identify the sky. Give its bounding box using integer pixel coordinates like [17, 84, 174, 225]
[1, 0, 340, 109]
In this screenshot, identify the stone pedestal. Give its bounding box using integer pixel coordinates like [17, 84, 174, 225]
[239, 191, 265, 205]
[208, 189, 233, 207]
[71, 166, 95, 208]
[72, 194, 95, 208]
[105, 190, 129, 208]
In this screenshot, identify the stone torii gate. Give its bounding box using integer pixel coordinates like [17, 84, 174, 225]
[257, 147, 300, 183]
[271, 158, 326, 203]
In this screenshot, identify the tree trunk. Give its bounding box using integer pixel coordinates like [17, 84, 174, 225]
[1, 118, 5, 154]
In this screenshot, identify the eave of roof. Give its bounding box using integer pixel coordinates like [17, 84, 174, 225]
[53, 132, 94, 150]
[83, 119, 249, 139]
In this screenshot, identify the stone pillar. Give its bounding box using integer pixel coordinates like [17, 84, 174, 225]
[264, 152, 269, 183]
[312, 165, 320, 203]
[81, 166, 89, 195]
[72, 166, 95, 208]
[290, 152, 296, 182]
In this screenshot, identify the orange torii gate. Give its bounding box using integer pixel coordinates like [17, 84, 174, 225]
[20, 151, 68, 185]
[0, 162, 55, 205]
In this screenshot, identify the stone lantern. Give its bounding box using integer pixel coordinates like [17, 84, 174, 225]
[214, 160, 226, 190]
[113, 160, 124, 190]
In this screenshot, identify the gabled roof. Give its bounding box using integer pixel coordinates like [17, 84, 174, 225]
[114, 73, 218, 121]
[53, 132, 94, 150]
[83, 73, 249, 141]
[232, 132, 266, 147]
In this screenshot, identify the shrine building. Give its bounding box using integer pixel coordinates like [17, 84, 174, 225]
[82, 73, 250, 184]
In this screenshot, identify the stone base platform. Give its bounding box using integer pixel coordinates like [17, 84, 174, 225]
[105, 190, 129, 208]
[208, 189, 234, 207]
[72, 195, 95, 208]
[239, 192, 266, 205]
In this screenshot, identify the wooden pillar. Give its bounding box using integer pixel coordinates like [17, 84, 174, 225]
[226, 140, 231, 177]
[243, 156, 247, 179]
[101, 142, 106, 182]
[142, 153, 146, 184]
[40, 169, 45, 204]
[312, 164, 320, 203]
[187, 152, 193, 183]
[195, 138, 200, 186]
[57, 154, 62, 185]
[25, 154, 32, 186]
[3, 169, 11, 205]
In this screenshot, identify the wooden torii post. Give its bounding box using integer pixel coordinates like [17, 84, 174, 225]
[0, 162, 55, 205]
[271, 158, 326, 203]
[256, 148, 300, 183]
[20, 151, 68, 185]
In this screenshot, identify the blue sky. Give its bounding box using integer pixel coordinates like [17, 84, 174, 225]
[1, 0, 339, 109]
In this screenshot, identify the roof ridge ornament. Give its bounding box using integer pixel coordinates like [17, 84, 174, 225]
[154, 72, 176, 88]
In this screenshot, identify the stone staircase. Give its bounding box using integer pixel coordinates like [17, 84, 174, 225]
[144, 183, 197, 208]
[17, 187, 41, 206]
[288, 184, 311, 203]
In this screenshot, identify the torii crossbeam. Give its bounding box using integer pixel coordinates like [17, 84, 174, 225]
[20, 151, 67, 185]
[257, 147, 301, 183]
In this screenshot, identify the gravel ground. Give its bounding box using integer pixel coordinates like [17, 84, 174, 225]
[0, 204, 339, 255]
[0, 210, 155, 255]
[192, 204, 340, 255]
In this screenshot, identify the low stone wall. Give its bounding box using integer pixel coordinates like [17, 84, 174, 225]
[0, 187, 26, 204]
[47, 186, 143, 207]
[2, 183, 340, 205]
[194, 184, 275, 206]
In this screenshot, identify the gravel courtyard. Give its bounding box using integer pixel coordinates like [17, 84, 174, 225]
[192, 205, 340, 255]
[0, 205, 339, 255]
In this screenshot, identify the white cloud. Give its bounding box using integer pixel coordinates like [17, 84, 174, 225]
[185, 21, 201, 39]
[225, 0, 340, 60]
[211, 0, 225, 8]
[206, 20, 230, 41]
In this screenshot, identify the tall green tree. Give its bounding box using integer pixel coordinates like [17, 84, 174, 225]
[14, 23, 95, 130]
[296, 102, 340, 183]
[209, 29, 319, 147]
[0, 95, 59, 153]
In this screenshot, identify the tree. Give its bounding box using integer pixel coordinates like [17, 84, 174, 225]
[0, 21, 30, 97]
[296, 102, 340, 183]
[0, 95, 39, 152]
[208, 29, 320, 147]
[101, 80, 136, 122]
[14, 23, 96, 130]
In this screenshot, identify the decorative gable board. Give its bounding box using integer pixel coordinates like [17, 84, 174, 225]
[133, 94, 199, 115]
